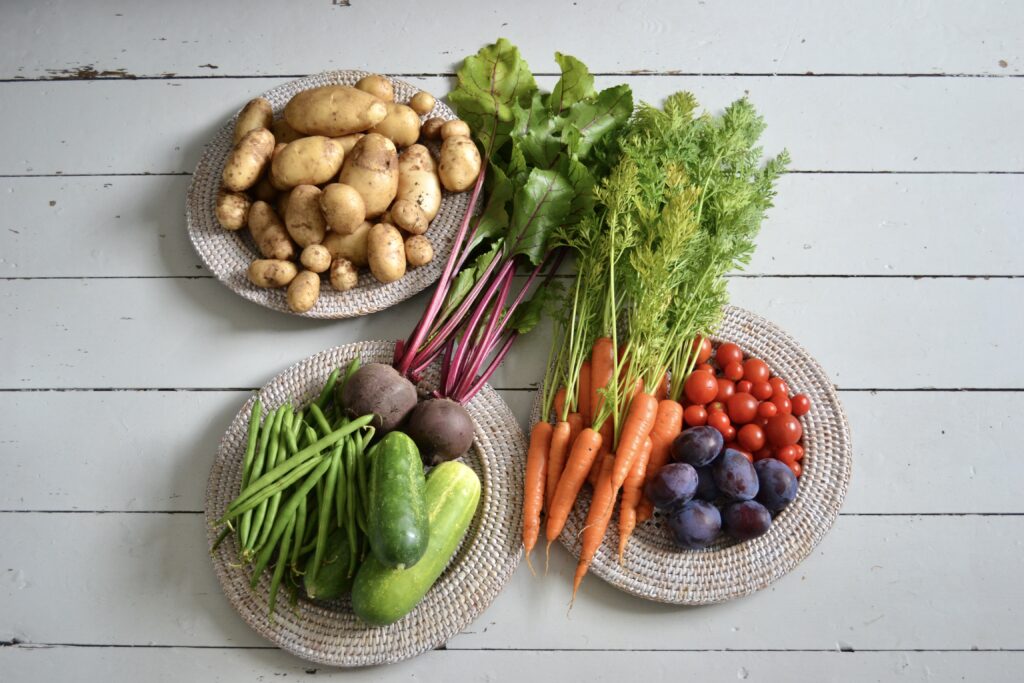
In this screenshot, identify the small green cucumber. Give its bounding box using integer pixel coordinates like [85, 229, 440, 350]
[367, 432, 429, 569]
[303, 528, 355, 600]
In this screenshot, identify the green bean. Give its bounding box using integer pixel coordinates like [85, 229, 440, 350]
[308, 403, 332, 436]
[341, 357, 361, 395]
[240, 398, 263, 489]
[246, 407, 286, 554]
[256, 410, 294, 551]
[211, 526, 232, 553]
[220, 455, 322, 523]
[284, 410, 301, 456]
[315, 368, 340, 409]
[268, 515, 295, 617]
[308, 444, 341, 585]
[345, 441, 358, 578]
[240, 404, 278, 548]
[250, 455, 333, 587]
[291, 491, 307, 570]
[335, 438, 350, 528]
[301, 424, 317, 449]
[358, 439, 373, 523]
[225, 416, 373, 513]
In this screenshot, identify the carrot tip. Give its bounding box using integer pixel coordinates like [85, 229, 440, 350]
[525, 551, 536, 577]
[544, 543, 551, 575]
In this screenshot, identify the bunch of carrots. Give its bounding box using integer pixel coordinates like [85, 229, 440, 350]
[521, 92, 789, 602]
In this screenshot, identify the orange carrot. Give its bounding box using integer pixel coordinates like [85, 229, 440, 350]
[546, 427, 602, 546]
[637, 399, 684, 522]
[588, 420, 613, 486]
[589, 337, 615, 423]
[552, 386, 567, 422]
[610, 392, 659, 490]
[572, 453, 616, 603]
[567, 412, 584, 449]
[617, 436, 653, 562]
[578, 360, 592, 426]
[544, 421, 572, 511]
[653, 373, 669, 401]
[523, 421, 552, 573]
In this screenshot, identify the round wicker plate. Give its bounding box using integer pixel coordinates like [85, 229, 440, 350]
[533, 306, 852, 604]
[205, 341, 526, 666]
[186, 71, 470, 319]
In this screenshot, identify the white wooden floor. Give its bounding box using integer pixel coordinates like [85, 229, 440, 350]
[1, 2, 1022, 681]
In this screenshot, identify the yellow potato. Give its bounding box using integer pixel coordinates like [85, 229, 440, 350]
[438, 136, 482, 192]
[248, 259, 298, 288]
[222, 127, 275, 192]
[300, 244, 332, 273]
[271, 117, 303, 144]
[284, 185, 328, 247]
[329, 258, 359, 291]
[390, 198, 428, 235]
[409, 91, 436, 117]
[396, 144, 442, 220]
[322, 221, 371, 267]
[268, 143, 289, 191]
[378, 208, 393, 226]
[354, 74, 394, 102]
[250, 175, 278, 203]
[338, 133, 398, 218]
[404, 235, 434, 268]
[320, 183, 366, 235]
[283, 85, 387, 136]
[233, 98, 273, 144]
[369, 103, 421, 148]
[286, 270, 320, 312]
[334, 133, 365, 156]
[270, 136, 345, 190]
[215, 189, 251, 231]
[420, 117, 445, 141]
[248, 201, 295, 260]
[367, 223, 406, 283]
[440, 119, 471, 140]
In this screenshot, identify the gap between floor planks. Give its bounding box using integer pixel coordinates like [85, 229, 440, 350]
[3, 171, 1022, 179]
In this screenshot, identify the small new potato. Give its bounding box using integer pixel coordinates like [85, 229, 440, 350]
[284, 185, 328, 247]
[390, 198, 428, 235]
[287, 270, 321, 313]
[367, 223, 406, 283]
[215, 189, 251, 231]
[408, 91, 436, 116]
[438, 136, 482, 192]
[440, 119, 471, 140]
[222, 127, 275, 192]
[323, 221, 371, 267]
[320, 183, 365, 235]
[354, 74, 394, 102]
[284, 85, 388, 136]
[271, 136, 345, 190]
[396, 144, 441, 220]
[268, 143, 289, 191]
[329, 257, 359, 291]
[248, 259, 298, 288]
[370, 103, 421, 149]
[233, 98, 273, 144]
[300, 244, 332, 273]
[404, 234, 433, 267]
[248, 201, 295, 260]
[420, 117, 445, 140]
[334, 133, 364, 155]
[338, 133, 399, 218]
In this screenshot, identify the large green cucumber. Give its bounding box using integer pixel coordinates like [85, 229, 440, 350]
[367, 432, 429, 569]
[352, 461, 481, 626]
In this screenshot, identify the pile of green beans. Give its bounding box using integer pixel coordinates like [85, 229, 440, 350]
[213, 359, 377, 615]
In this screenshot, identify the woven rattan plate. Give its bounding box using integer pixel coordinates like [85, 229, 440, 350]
[205, 341, 526, 666]
[532, 306, 852, 604]
[186, 71, 470, 318]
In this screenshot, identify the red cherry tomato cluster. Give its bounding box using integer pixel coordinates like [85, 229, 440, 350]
[683, 340, 811, 477]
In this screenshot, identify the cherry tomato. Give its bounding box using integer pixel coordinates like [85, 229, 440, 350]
[723, 361, 744, 381]
[736, 380, 753, 394]
[788, 460, 803, 478]
[754, 415, 769, 428]
[683, 404, 708, 427]
[684, 370, 718, 405]
[707, 410, 731, 436]
[737, 449, 753, 463]
[757, 401, 778, 418]
[726, 392, 759, 424]
[715, 342, 744, 368]
[723, 425, 737, 441]
[692, 363, 714, 375]
[751, 381, 773, 401]
[771, 395, 792, 415]
[742, 358, 770, 384]
[769, 377, 790, 397]
[753, 446, 774, 461]
[791, 393, 811, 417]
[708, 401, 726, 414]
[692, 336, 713, 364]
[775, 444, 799, 466]
[792, 444, 805, 461]
[715, 378, 735, 403]
[765, 414, 803, 447]
[738, 423, 766, 451]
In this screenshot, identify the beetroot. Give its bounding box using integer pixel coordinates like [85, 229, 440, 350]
[405, 398, 475, 464]
[340, 363, 418, 433]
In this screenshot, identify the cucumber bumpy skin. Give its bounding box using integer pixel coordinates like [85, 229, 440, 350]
[366, 432, 429, 569]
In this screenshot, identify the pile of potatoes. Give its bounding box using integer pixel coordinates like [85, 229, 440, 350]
[215, 74, 482, 313]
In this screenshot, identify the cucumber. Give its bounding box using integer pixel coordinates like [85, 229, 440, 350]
[352, 461, 481, 626]
[366, 432, 429, 569]
[303, 528, 354, 600]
